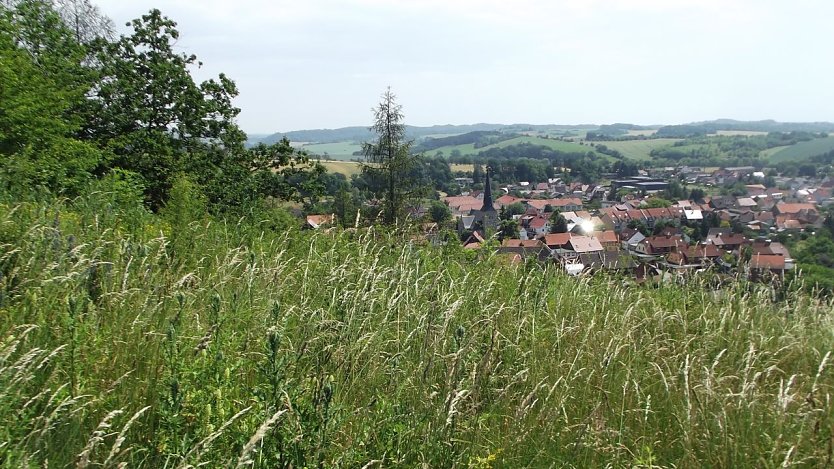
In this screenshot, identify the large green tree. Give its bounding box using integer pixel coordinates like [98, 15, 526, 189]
[361, 88, 422, 224]
[85, 9, 247, 208]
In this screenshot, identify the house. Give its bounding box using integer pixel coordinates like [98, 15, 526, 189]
[525, 216, 551, 237]
[684, 209, 703, 221]
[751, 240, 791, 258]
[567, 236, 604, 254]
[495, 194, 522, 208]
[681, 244, 723, 264]
[542, 232, 573, 250]
[736, 197, 758, 209]
[709, 196, 737, 210]
[592, 230, 619, 250]
[710, 233, 748, 251]
[749, 254, 786, 280]
[498, 239, 551, 261]
[578, 251, 637, 273]
[636, 235, 686, 256]
[620, 228, 646, 251]
[773, 202, 817, 217]
[524, 197, 583, 213]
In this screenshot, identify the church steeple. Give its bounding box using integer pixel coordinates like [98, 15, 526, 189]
[481, 166, 496, 212]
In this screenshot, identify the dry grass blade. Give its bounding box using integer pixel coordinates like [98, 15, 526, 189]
[235, 410, 287, 468]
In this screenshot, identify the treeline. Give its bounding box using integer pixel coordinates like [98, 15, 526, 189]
[414, 131, 516, 152]
[648, 133, 822, 167]
[445, 143, 613, 184]
[656, 119, 834, 137]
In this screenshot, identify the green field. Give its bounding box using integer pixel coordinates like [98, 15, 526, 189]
[768, 135, 834, 163]
[430, 135, 604, 158]
[301, 142, 363, 160]
[592, 138, 681, 160]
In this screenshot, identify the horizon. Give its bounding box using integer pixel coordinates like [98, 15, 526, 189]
[94, 1, 834, 134]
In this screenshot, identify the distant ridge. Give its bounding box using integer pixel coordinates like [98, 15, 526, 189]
[248, 119, 834, 146]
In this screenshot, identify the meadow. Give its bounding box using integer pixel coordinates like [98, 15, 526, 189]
[768, 136, 834, 163]
[429, 135, 603, 158]
[1, 191, 833, 467]
[592, 138, 681, 161]
[300, 142, 363, 160]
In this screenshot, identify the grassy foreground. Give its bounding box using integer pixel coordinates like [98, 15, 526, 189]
[1, 193, 833, 467]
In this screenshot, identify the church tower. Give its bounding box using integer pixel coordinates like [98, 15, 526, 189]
[477, 167, 499, 234]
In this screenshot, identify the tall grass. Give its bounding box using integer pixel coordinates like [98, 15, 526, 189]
[0, 191, 832, 467]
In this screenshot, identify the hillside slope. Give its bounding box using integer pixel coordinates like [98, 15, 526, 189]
[1, 195, 833, 467]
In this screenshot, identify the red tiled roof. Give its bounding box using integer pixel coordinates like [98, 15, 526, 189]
[543, 233, 573, 247]
[714, 234, 747, 246]
[775, 203, 817, 214]
[495, 194, 522, 206]
[685, 244, 722, 259]
[646, 235, 685, 249]
[502, 239, 544, 248]
[750, 254, 786, 269]
[593, 230, 618, 244]
[568, 236, 603, 253]
[528, 216, 548, 229]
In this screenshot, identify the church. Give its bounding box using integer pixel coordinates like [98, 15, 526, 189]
[458, 167, 499, 236]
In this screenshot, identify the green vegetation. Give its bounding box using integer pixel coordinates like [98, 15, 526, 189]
[590, 139, 680, 161]
[4, 3, 834, 466]
[431, 135, 603, 158]
[2, 192, 834, 466]
[768, 136, 834, 163]
[301, 142, 364, 160]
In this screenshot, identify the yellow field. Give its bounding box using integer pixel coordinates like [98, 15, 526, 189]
[451, 164, 474, 172]
[319, 160, 362, 177]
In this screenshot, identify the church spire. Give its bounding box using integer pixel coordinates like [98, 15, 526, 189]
[481, 166, 496, 212]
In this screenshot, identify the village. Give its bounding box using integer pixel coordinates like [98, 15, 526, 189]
[437, 165, 833, 282]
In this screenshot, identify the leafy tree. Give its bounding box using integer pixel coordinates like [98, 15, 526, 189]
[472, 163, 484, 184]
[502, 202, 525, 220]
[688, 188, 706, 202]
[86, 9, 246, 208]
[361, 88, 423, 224]
[643, 198, 672, 208]
[332, 182, 360, 227]
[497, 218, 519, 241]
[549, 210, 568, 233]
[428, 200, 451, 224]
[249, 139, 326, 210]
[0, 0, 100, 194]
[628, 219, 650, 236]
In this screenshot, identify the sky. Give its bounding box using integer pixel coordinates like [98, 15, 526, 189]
[94, 0, 834, 135]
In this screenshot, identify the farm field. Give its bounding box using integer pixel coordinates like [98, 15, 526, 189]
[450, 163, 474, 172]
[300, 142, 363, 160]
[591, 138, 681, 160]
[318, 160, 362, 177]
[768, 136, 834, 163]
[430, 135, 604, 158]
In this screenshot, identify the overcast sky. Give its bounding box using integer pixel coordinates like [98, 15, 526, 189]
[95, 0, 834, 135]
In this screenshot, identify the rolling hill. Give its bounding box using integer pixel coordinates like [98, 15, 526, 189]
[767, 135, 834, 163]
